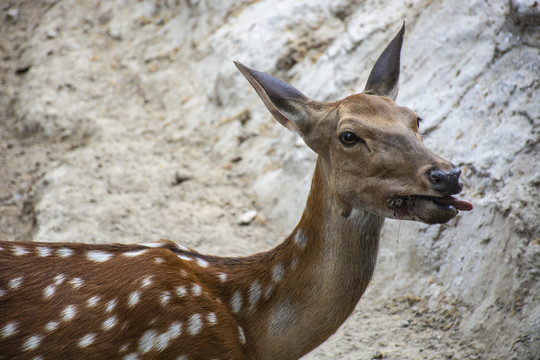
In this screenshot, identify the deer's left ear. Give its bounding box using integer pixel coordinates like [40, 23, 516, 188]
[363, 21, 406, 101]
[234, 61, 316, 137]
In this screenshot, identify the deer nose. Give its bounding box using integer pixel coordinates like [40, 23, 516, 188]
[426, 168, 463, 195]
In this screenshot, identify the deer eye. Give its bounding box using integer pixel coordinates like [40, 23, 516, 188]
[339, 131, 360, 147]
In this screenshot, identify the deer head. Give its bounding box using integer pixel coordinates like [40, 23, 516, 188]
[235, 23, 472, 225]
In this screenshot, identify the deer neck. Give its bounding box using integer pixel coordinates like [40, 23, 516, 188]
[214, 158, 384, 359]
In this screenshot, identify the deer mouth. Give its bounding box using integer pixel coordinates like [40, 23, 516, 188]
[388, 195, 473, 224]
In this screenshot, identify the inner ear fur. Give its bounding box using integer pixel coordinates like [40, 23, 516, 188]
[235, 61, 317, 137]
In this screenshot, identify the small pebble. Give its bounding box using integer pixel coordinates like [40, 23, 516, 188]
[172, 171, 191, 186]
[7, 8, 19, 20]
[401, 320, 410, 327]
[46, 29, 58, 39]
[238, 210, 257, 225]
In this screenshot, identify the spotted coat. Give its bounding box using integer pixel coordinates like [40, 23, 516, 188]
[0, 240, 249, 360]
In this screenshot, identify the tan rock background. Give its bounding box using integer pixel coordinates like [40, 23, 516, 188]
[1, 0, 538, 359]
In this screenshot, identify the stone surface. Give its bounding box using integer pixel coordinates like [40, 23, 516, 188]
[510, 0, 540, 25]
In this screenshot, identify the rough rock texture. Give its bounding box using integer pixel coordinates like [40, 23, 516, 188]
[1, 0, 538, 359]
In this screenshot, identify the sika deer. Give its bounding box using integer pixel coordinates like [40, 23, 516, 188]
[0, 23, 472, 360]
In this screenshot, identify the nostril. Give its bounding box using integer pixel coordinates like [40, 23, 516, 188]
[427, 169, 444, 183]
[426, 168, 463, 195]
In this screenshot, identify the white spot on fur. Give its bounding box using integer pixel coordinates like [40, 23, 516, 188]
[87, 250, 113, 263]
[177, 356, 188, 360]
[264, 284, 273, 300]
[102, 316, 118, 331]
[78, 333, 96, 348]
[180, 270, 188, 278]
[191, 284, 202, 296]
[87, 296, 100, 307]
[218, 273, 227, 282]
[44, 321, 59, 332]
[270, 301, 297, 334]
[156, 333, 170, 351]
[1, 322, 17, 338]
[0, 289, 5, 297]
[69, 277, 84, 289]
[248, 281, 262, 310]
[138, 242, 164, 247]
[178, 254, 192, 261]
[187, 314, 202, 335]
[176, 286, 187, 297]
[9, 276, 23, 290]
[43, 285, 55, 299]
[238, 326, 246, 345]
[124, 250, 147, 257]
[31, 356, 43, 360]
[156, 323, 182, 352]
[272, 263, 285, 283]
[139, 330, 157, 354]
[54, 273, 65, 285]
[13, 246, 29, 256]
[128, 291, 141, 307]
[22, 334, 43, 351]
[119, 344, 129, 353]
[294, 230, 307, 249]
[141, 276, 153, 288]
[168, 322, 182, 339]
[230, 291, 243, 314]
[105, 299, 118, 313]
[176, 244, 190, 251]
[196, 258, 209, 267]
[206, 313, 217, 325]
[176, 243, 189, 251]
[290, 257, 298, 270]
[62, 305, 77, 321]
[36, 247, 52, 257]
[57, 247, 73, 258]
[154, 257, 165, 264]
[160, 291, 171, 306]
[124, 353, 139, 360]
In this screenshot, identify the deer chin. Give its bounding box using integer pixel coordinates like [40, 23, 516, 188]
[388, 195, 473, 224]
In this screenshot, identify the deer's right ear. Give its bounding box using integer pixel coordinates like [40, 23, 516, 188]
[234, 61, 312, 137]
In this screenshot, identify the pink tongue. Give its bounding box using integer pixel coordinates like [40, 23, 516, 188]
[434, 197, 473, 211]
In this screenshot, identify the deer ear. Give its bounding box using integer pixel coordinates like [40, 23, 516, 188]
[234, 61, 311, 137]
[364, 21, 406, 101]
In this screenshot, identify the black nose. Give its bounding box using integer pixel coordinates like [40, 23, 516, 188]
[426, 168, 463, 195]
